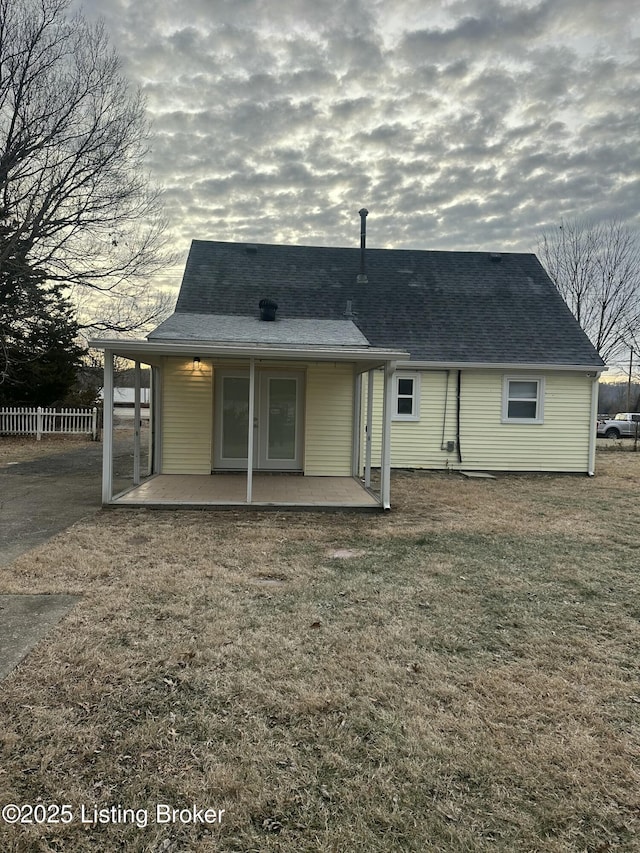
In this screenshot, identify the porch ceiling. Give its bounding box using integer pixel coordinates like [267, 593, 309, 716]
[111, 474, 381, 510]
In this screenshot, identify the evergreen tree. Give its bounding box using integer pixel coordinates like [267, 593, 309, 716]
[0, 260, 84, 405]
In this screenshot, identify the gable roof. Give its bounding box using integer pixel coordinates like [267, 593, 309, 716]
[164, 239, 604, 368]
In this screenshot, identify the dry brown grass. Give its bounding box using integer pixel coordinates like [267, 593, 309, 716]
[0, 453, 639, 852]
[0, 435, 94, 464]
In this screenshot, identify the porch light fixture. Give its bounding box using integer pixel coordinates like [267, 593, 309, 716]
[193, 356, 201, 369]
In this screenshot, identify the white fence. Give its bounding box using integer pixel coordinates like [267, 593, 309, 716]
[0, 407, 98, 440]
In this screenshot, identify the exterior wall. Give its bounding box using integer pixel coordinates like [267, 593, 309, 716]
[161, 357, 213, 474]
[160, 358, 354, 477]
[362, 368, 594, 473]
[304, 363, 354, 476]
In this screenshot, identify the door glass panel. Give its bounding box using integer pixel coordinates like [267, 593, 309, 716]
[268, 378, 296, 460]
[222, 377, 249, 459]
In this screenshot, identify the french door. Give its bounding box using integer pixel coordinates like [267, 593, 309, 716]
[214, 370, 304, 470]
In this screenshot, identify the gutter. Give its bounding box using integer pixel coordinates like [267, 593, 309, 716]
[398, 360, 607, 373]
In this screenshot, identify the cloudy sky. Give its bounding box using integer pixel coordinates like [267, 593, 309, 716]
[77, 0, 640, 283]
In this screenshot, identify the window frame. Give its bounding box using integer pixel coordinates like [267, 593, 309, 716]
[392, 372, 421, 422]
[501, 376, 545, 424]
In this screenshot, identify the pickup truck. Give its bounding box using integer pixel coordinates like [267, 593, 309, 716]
[597, 412, 640, 438]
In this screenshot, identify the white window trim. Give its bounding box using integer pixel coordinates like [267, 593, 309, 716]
[501, 375, 545, 424]
[392, 372, 421, 422]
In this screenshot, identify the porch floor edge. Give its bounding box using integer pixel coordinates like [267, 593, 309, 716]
[105, 501, 383, 513]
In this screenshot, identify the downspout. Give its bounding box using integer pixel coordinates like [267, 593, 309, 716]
[588, 372, 600, 476]
[456, 369, 462, 465]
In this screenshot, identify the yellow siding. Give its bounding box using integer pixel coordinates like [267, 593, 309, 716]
[305, 364, 354, 476]
[161, 357, 213, 474]
[362, 369, 594, 473]
[458, 370, 592, 472]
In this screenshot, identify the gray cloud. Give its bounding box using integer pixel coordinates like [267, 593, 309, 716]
[74, 0, 640, 287]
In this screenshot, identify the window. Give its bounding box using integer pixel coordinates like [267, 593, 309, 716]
[502, 377, 544, 423]
[393, 373, 420, 421]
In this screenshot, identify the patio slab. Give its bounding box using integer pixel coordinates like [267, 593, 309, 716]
[112, 474, 380, 509]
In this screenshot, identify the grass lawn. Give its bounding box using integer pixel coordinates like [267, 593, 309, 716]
[0, 449, 638, 852]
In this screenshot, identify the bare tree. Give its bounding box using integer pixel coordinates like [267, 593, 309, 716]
[538, 219, 640, 364]
[0, 0, 172, 333]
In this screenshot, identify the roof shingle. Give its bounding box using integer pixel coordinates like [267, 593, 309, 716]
[169, 240, 604, 367]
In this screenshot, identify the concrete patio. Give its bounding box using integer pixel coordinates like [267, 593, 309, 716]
[111, 473, 381, 510]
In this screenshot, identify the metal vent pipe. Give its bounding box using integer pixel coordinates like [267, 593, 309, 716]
[357, 208, 368, 284]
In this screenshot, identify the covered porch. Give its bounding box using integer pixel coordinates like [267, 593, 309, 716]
[91, 333, 408, 511]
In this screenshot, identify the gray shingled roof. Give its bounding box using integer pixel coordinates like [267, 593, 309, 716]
[167, 239, 604, 367]
[149, 314, 370, 346]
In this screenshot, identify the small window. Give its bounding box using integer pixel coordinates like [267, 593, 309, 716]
[502, 377, 544, 423]
[393, 374, 420, 421]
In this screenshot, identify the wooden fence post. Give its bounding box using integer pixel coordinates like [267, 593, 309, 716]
[36, 406, 43, 441]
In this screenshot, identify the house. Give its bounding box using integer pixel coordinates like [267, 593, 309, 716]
[91, 213, 606, 510]
[99, 388, 151, 408]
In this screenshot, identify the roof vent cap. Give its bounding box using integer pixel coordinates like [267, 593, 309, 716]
[343, 299, 357, 318]
[259, 298, 278, 321]
[245, 244, 258, 254]
[490, 252, 502, 262]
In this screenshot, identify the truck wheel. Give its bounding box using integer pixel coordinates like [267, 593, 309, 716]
[604, 427, 620, 439]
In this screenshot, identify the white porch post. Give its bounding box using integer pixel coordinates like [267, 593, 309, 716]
[152, 365, 163, 475]
[352, 373, 362, 477]
[102, 349, 114, 504]
[133, 360, 141, 485]
[365, 369, 374, 488]
[246, 357, 255, 503]
[380, 361, 395, 510]
[148, 367, 155, 475]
